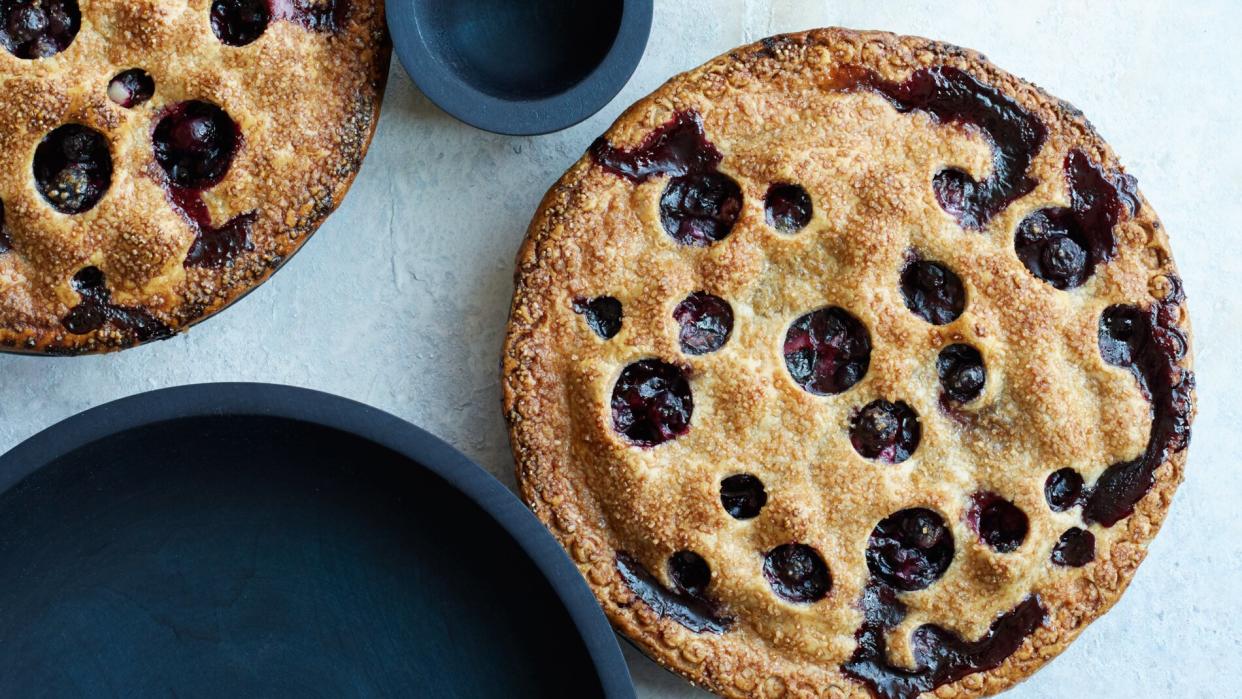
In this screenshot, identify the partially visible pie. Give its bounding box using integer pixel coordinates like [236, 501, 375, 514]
[503, 28, 1194, 698]
[0, 0, 388, 353]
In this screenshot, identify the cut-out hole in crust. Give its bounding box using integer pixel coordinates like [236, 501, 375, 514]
[667, 550, 711, 598]
[165, 187, 256, 269]
[588, 110, 741, 247]
[272, 0, 350, 33]
[1086, 295, 1194, 526]
[763, 543, 831, 603]
[589, 110, 721, 183]
[0, 0, 79, 59]
[783, 307, 870, 395]
[1015, 150, 1139, 290]
[211, 0, 270, 46]
[33, 124, 112, 215]
[834, 65, 1047, 231]
[211, 0, 347, 43]
[0, 198, 11, 252]
[573, 296, 622, 339]
[850, 400, 920, 464]
[153, 100, 240, 190]
[1044, 468, 1084, 512]
[659, 172, 742, 246]
[615, 552, 731, 634]
[1050, 527, 1095, 567]
[152, 101, 254, 268]
[674, 292, 732, 354]
[937, 343, 985, 404]
[61, 267, 172, 343]
[967, 492, 1028, 553]
[844, 579, 1046, 699]
[764, 183, 812, 233]
[900, 259, 965, 325]
[719, 473, 766, 520]
[1015, 209, 1091, 290]
[610, 359, 693, 447]
[866, 508, 953, 592]
[107, 69, 155, 108]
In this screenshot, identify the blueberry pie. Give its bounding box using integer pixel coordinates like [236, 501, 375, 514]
[503, 29, 1195, 698]
[0, 0, 388, 353]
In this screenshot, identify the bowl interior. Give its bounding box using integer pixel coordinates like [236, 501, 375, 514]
[0, 415, 605, 697]
[413, 0, 623, 99]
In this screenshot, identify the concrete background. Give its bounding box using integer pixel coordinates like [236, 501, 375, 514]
[1, 1, 1237, 696]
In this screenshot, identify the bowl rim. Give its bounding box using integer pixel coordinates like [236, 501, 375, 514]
[387, 0, 654, 136]
[0, 382, 636, 699]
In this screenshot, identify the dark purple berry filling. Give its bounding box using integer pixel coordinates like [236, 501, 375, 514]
[764, 183, 812, 233]
[1065, 148, 1140, 227]
[937, 343, 985, 404]
[588, 111, 742, 247]
[674, 292, 732, 354]
[212, 0, 348, 44]
[719, 473, 766, 520]
[763, 543, 831, 603]
[866, 508, 953, 592]
[153, 101, 239, 190]
[615, 552, 731, 634]
[211, 0, 270, 46]
[33, 124, 111, 215]
[167, 186, 255, 269]
[152, 101, 254, 267]
[1085, 292, 1193, 526]
[272, 0, 350, 33]
[836, 65, 1047, 231]
[0, 0, 79, 59]
[929, 168, 974, 225]
[0, 198, 11, 252]
[1015, 150, 1138, 289]
[900, 259, 965, 325]
[668, 550, 711, 598]
[1044, 468, 1084, 512]
[61, 267, 172, 342]
[1050, 527, 1095, 567]
[573, 296, 622, 339]
[1015, 209, 1090, 289]
[107, 69, 155, 108]
[967, 492, 1028, 553]
[850, 400, 920, 464]
[182, 212, 256, 268]
[783, 307, 871, 395]
[844, 579, 1046, 699]
[659, 172, 742, 246]
[610, 359, 693, 447]
[589, 110, 722, 183]
[1098, 304, 1146, 367]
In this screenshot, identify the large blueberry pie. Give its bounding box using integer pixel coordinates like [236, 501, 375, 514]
[0, 0, 387, 353]
[503, 29, 1194, 698]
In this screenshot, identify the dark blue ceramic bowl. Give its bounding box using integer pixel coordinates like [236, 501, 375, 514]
[388, 0, 653, 135]
[0, 383, 634, 698]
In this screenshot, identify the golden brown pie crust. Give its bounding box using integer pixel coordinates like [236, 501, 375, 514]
[0, 0, 389, 353]
[503, 28, 1194, 698]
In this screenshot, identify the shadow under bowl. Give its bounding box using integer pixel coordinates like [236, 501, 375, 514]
[388, 0, 653, 135]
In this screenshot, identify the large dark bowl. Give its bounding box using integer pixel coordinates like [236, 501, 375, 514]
[388, 0, 653, 135]
[0, 383, 634, 698]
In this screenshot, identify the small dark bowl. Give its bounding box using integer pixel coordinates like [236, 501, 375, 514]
[388, 0, 653, 135]
[0, 384, 635, 698]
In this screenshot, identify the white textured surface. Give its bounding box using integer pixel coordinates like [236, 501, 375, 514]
[1, 1, 1238, 696]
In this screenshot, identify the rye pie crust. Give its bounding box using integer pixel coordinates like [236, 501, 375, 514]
[503, 28, 1195, 699]
[0, 0, 388, 353]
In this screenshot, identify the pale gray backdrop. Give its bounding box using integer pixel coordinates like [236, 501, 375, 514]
[0, 2, 1236, 697]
